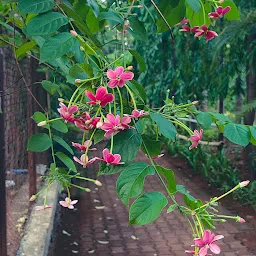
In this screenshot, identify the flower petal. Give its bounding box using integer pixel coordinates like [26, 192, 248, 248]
[199, 246, 208, 256]
[108, 79, 118, 88]
[107, 69, 116, 79]
[114, 66, 124, 76]
[85, 90, 96, 101]
[96, 86, 107, 100]
[209, 243, 221, 254]
[222, 6, 231, 15]
[120, 71, 134, 81]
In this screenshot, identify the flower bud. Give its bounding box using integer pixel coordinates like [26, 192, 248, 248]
[70, 30, 78, 37]
[75, 79, 82, 84]
[219, 0, 224, 3]
[192, 101, 199, 105]
[85, 188, 91, 192]
[37, 121, 47, 127]
[96, 121, 103, 128]
[239, 180, 250, 188]
[95, 180, 102, 186]
[105, 24, 110, 28]
[127, 66, 133, 71]
[237, 217, 246, 223]
[138, 5, 143, 8]
[29, 195, 37, 202]
[58, 98, 64, 102]
[80, 46, 85, 51]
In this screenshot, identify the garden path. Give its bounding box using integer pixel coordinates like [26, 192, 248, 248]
[53, 149, 254, 256]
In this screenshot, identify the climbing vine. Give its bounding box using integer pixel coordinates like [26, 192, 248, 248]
[1, 0, 255, 255]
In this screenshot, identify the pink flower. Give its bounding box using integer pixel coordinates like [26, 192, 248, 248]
[189, 129, 203, 150]
[129, 109, 149, 119]
[74, 112, 100, 130]
[208, 6, 231, 18]
[194, 230, 224, 256]
[101, 113, 131, 137]
[73, 154, 98, 168]
[194, 25, 218, 42]
[35, 205, 53, 211]
[180, 18, 189, 24]
[72, 140, 96, 152]
[59, 197, 78, 209]
[107, 66, 134, 88]
[85, 86, 114, 107]
[57, 103, 79, 122]
[179, 25, 191, 32]
[239, 180, 250, 187]
[99, 148, 124, 165]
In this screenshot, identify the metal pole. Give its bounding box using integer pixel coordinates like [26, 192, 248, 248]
[0, 50, 7, 256]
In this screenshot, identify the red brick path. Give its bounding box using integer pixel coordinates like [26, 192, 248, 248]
[53, 151, 255, 256]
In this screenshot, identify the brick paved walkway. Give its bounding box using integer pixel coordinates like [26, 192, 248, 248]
[53, 151, 255, 256]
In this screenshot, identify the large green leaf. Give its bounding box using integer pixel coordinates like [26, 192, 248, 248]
[53, 136, 74, 155]
[185, 0, 201, 13]
[157, 166, 176, 194]
[32, 111, 47, 123]
[117, 162, 155, 206]
[224, 123, 250, 147]
[141, 135, 161, 157]
[128, 18, 148, 41]
[99, 11, 123, 24]
[18, 0, 56, 14]
[156, 0, 186, 32]
[129, 192, 168, 225]
[86, 7, 99, 33]
[27, 133, 52, 152]
[41, 80, 60, 95]
[196, 112, 212, 129]
[40, 33, 76, 62]
[99, 129, 142, 175]
[26, 12, 69, 36]
[69, 63, 94, 78]
[50, 120, 68, 133]
[16, 41, 37, 60]
[150, 113, 176, 140]
[56, 152, 77, 172]
[128, 49, 146, 73]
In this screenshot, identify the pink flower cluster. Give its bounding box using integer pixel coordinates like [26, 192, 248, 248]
[179, 6, 231, 42]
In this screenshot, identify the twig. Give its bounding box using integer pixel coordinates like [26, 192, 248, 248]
[150, 0, 174, 41]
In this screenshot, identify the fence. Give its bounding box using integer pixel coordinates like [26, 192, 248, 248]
[0, 46, 48, 256]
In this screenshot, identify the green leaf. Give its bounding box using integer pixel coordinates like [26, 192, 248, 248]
[41, 80, 60, 95]
[16, 41, 37, 60]
[53, 135, 74, 155]
[50, 120, 68, 133]
[128, 49, 146, 73]
[196, 112, 212, 129]
[156, 0, 186, 32]
[40, 33, 76, 62]
[99, 11, 123, 24]
[112, 129, 142, 163]
[185, 0, 201, 13]
[98, 162, 126, 175]
[129, 192, 168, 225]
[224, 124, 250, 147]
[157, 166, 176, 194]
[127, 80, 147, 102]
[210, 112, 232, 122]
[116, 162, 155, 206]
[141, 135, 161, 157]
[167, 204, 178, 213]
[69, 63, 94, 78]
[249, 126, 256, 145]
[56, 152, 77, 172]
[93, 129, 105, 144]
[32, 111, 47, 123]
[186, 1, 211, 27]
[86, 7, 99, 33]
[176, 185, 196, 200]
[26, 12, 69, 36]
[27, 133, 52, 152]
[128, 18, 148, 41]
[220, 0, 240, 21]
[18, 0, 56, 14]
[150, 113, 176, 140]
